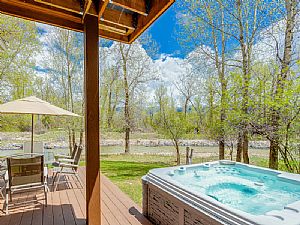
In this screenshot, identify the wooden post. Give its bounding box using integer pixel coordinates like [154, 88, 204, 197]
[142, 177, 149, 217]
[84, 14, 100, 225]
[189, 148, 194, 164]
[31, 114, 34, 153]
[185, 147, 190, 165]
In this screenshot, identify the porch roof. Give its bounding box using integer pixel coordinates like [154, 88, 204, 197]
[0, 0, 175, 43]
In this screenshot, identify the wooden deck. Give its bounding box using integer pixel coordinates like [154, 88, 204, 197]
[0, 167, 152, 225]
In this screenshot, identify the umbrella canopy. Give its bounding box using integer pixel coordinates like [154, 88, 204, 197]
[0, 96, 79, 117]
[0, 96, 80, 153]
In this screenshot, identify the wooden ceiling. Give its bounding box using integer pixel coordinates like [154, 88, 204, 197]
[0, 0, 175, 43]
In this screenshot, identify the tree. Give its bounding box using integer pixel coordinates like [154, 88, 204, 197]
[177, 0, 228, 160]
[150, 84, 188, 165]
[0, 14, 39, 100]
[268, 0, 299, 169]
[105, 67, 121, 130]
[99, 47, 122, 130]
[110, 39, 157, 153]
[178, 0, 283, 164]
[0, 14, 40, 131]
[42, 27, 84, 153]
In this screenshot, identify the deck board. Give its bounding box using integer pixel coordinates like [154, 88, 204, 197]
[0, 167, 151, 225]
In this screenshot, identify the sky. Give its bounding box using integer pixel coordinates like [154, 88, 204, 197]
[146, 2, 184, 58]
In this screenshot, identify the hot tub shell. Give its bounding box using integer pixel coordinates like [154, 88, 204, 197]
[142, 161, 300, 225]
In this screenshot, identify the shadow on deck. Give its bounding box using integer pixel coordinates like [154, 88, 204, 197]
[0, 167, 152, 225]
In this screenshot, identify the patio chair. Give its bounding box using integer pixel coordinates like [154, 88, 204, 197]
[54, 143, 78, 163]
[5, 154, 48, 214]
[52, 145, 83, 191]
[0, 158, 6, 199]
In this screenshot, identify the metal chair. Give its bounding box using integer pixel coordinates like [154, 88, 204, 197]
[52, 145, 83, 191]
[5, 154, 48, 214]
[0, 158, 6, 199]
[54, 143, 78, 163]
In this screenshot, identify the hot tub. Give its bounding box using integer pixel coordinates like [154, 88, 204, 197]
[142, 161, 300, 225]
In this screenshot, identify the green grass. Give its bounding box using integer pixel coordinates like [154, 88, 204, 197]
[100, 160, 170, 204]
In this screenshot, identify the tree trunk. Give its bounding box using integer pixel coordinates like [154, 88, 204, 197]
[269, 0, 296, 170]
[237, 0, 250, 163]
[242, 130, 249, 163]
[219, 140, 225, 160]
[119, 44, 131, 154]
[124, 85, 130, 154]
[184, 98, 189, 116]
[175, 140, 180, 165]
[186, 147, 190, 164]
[123, 62, 130, 154]
[125, 126, 130, 154]
[208, 4, 227, 160]
[236, 132, 243, 162]
[208, 79, 214, 124]
[107, 87, 112, 130]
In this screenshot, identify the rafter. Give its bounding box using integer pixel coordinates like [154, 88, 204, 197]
[99, 29, 129, 43]
[99, 21, 127, 35]
[99, 0, 109, 18]
[34, 0, 97, 15]
[1, 0, 83, 32]
[82, 0, 93, 20]
[34, 0, 80, 14]
[110, 0, 148, 16]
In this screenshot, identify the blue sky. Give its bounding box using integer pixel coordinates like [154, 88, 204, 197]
[147, 2, 185, 58]
[148, 1, 285, 60]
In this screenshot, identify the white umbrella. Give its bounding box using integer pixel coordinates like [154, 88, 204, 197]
[0, 96, 80, 153]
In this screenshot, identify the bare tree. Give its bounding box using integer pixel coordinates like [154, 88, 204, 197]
[44, 28, 83, 154]
[111, 40, 157, 153]
[174, 68, 198, 117]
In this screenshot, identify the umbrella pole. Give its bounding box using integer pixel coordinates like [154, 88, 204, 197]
[31, 114, 34, 153]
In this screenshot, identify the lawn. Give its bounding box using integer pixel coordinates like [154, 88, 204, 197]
[100, 159, 170, 204]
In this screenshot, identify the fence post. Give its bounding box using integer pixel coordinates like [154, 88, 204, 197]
[186, 147, 190, 164]
[189, 148, 194, 164]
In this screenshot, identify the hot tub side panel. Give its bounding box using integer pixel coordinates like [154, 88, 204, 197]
[143, 180, 223, 225]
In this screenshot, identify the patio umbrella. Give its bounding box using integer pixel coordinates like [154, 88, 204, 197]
[0, 96, 80, 153]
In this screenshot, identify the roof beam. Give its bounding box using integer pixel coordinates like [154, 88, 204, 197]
[0, 0, 83, 32]
[110, 0, 148, 16]
[34, 0, 81, 14]
[101, 7, 134, 30]
[99, 21, 127, 35]
[34, 0, 98, 15]
[99, 29, 129, 43]
[98, 0, 109, 18]
[82, 0, 93, 20]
